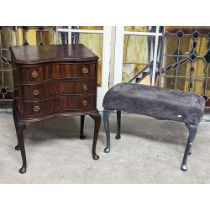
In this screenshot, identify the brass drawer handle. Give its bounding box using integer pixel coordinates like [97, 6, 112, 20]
[33, 103, 40, 112]
[82, 84, 88, 91]
[82, 67, 88, 74]
[82, 100, 88, 106]
[31, 70, 38, 78]
[33, 89, 40, 96]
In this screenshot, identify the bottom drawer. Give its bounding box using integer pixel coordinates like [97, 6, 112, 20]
[21, 95, 96, 118]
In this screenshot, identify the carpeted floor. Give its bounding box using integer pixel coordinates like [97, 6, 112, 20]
[0, 110, 210, 184]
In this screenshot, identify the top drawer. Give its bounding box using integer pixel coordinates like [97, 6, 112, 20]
[19, 63, 96, 82]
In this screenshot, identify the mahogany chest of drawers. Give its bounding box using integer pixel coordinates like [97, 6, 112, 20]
[10, 44, 101, 174]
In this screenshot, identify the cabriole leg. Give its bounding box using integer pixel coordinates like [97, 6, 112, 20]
[12, 103, 20, 151]
[115, 111, 121, 140]
[13, 102, 27, 174]
[181, 124, 197, 171]
[80, 115, 86, 140]
[89, 111, 101, 160]
[16, 122, 27, 174]
[103, 109, 113, 153]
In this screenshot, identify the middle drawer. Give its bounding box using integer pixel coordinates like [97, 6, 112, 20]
[21, 79, 96, 99]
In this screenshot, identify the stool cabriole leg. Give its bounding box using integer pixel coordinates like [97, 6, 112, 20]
[115, 111, 121, 140]
[103, 109, 112, 153]
[181, 124, 197, 171]
[80, 115, 86, 140]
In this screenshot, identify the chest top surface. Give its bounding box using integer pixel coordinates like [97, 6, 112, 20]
[10, 44, 98, 64]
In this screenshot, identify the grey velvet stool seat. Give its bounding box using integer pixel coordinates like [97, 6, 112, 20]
[102, 83, 205, 171]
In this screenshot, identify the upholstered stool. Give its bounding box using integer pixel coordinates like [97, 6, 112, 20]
[102, 83, 205, 171]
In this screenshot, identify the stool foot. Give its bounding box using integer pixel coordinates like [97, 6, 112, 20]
[104, 147, 110, 153]
[19, 165, 27, 174]
[181, 164, 188, 171]
[80, 135, 86, 140]
[115, 135, 121, 140]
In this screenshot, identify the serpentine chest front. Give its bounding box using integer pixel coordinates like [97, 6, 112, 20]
[10, 44, 101, 174]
